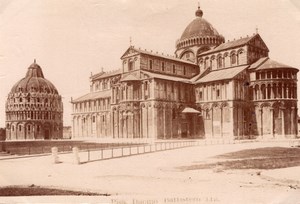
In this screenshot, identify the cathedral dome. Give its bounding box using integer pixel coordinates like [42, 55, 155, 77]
[180, 17, 220, 41]
[175, 6, 225, 60]
[10, 61, 59, 94]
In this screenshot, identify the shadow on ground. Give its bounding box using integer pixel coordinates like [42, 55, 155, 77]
[0, 184, 110, 196]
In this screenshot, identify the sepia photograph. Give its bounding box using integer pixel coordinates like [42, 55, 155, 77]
[0, 0, 300, 203]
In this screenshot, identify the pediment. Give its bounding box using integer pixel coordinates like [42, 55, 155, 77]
[120, 46, 140, 59]
[248, 34, 269, 51]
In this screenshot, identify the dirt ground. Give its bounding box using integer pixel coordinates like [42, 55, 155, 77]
[0, 141, 300, 203]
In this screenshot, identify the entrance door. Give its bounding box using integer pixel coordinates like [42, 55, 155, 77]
[181, 123, 188, 138]
[44, 130, 50, 140]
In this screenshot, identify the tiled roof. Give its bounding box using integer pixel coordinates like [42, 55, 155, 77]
[182, 107, 200, 113]
[120, 74, 141, 82]
[195, 65, 248, 83]
[122, 46, 197, 65]
[255, 58, 297, 71]
[72, 90, 111, 103]
[248, 57, 269, 70]
[141, 71, 192, 83]
[201, 35, 255, 55]
[91, 69, 122, 80]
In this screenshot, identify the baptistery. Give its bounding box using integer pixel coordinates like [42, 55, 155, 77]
[5, 61, 63, 140]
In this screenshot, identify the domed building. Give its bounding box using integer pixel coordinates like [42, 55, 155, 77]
[5, 61, 63, 140]
[71, 5, 298, 140]
[175, 6, 225, 63]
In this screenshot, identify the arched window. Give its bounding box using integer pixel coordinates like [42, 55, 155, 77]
[162, 62, 165, 71]
[204, 58, 209, 69]
[231, 53, 237, 65]
[199, 91, 203, 101]
[149, 60, 153, 70]
[261, 84, 266, 99]
[128, 60, 134, 71]
[217, 56, 222, 69]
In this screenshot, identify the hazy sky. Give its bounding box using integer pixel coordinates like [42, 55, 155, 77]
[0, 0, 300, 127]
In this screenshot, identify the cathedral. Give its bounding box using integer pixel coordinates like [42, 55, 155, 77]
[71, 6, 298, 140]
[5, 61, 63, 140]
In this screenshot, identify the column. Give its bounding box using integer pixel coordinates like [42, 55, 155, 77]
[140, 107, 143, 138]
[193, 114, 196, 138]
[111, 88, 114, 103]
[119, 112, 123, 138]
[291, 85, 294, 98]
[281, 108, 285, 137]
[237, 107, 240, 139]
[291, 107, 295, 136]
[229, 106, 235, 138]
[211, 108, 214, 138]
[151, 80, 155, 99]
[146, 107, 149, 138]
[72, 118, 76, 139]
[141, 83, 145, 100]
[163, 106, 166, 139]
[265, 86, 267, 99]
[220, 107, 223, 137]
[152, 105, 157, 139]
[270, 108, 274, 137]
[178, 83, 181, 101]
[170, 107, 173, 139]
[132, 113, 134, 139]
[111, 111, 115, 138]
[259, 108, 263, 138]
[271, 84, 274, 99]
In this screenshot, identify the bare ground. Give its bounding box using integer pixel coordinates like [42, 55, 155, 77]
[0, 141, 300, 203]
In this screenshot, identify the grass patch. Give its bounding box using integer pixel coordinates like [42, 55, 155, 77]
[179, 147, 300, 171]
[0, 185, 109, 196]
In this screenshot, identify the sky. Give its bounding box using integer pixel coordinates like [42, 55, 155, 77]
[0, 0, 300, 127]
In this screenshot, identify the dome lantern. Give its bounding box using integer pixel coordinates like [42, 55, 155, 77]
[195, 5, 203, 18]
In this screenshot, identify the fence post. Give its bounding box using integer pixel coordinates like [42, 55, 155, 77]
[51, 147, 59, 164]
[101, 149, 103, 160]
[72, 147, 80, 164]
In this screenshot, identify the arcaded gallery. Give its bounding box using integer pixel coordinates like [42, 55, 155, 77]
[71, 6, 298, 140]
